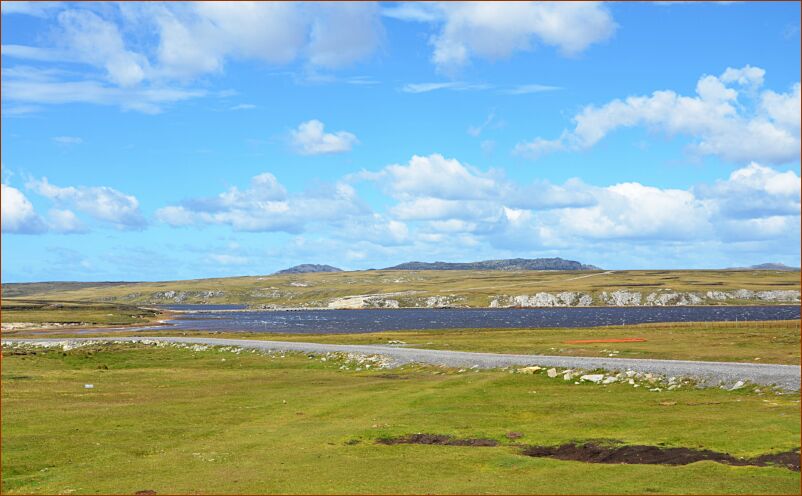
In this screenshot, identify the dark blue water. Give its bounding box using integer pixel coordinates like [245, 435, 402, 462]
[148, 305, 800, 334]
[157, 304, 247, 311]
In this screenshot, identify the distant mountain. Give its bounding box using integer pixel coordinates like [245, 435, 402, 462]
[383, 257, 600, 271]
[728, 263, 800, 271]
[274, 264, 343, 275]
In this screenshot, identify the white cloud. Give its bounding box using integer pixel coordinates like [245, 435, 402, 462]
[0, 1, 63, 17]
[229, 103, 256, 110]
[358, 154, 798, 260]
[401, 81, 491, 93]
[52, 136, 83, 145]
[307, 2, 384, 68]
[290, 120, 358, 155]
[26, 177, 147, 229]
[399, 2, 616, 72]
[3, 2, 383, 113]
[1, 183, 47, 234]
[157, 173, 368, 233]
[697, 163, 801, 220]
[554, 183, 713, 241]
[3, 67, 205, 114]
[516, 66, 801, 164]
[382, 154, 500, 200]
[47, 208, 87, 233]
[57, 9, 149, 87]
[503, 84, 560, 95]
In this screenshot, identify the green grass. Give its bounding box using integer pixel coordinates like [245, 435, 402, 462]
[76, 320, 802, 365]
[2, 343, 799, 494]
[3, 269, 799, 307]
[0, 300, 162, 327]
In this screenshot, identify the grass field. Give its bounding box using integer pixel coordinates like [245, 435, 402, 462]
[66, 320, 802, 365]
[0, 300, 162, 328]
[1, 343, 799, 494]
[2, 269, 799, 307]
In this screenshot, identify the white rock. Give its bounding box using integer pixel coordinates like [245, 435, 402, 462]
[602, 376, 618, 384]
[546, 368, 558, 378]
[730, 380, 746, 390]
[580, 374, 605, 383]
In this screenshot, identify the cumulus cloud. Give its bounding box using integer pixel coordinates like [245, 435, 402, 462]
[290, 120, 358, 155]
[698, 163, 800, 219]
[157, 172, 368, 233]
[515, 65, 801, 164]
[1, 183, 47, 234]
[387, 2, 616, 72]
[26, 177, 147, 229]
[357, 154, 798, 260]
[47, 208, 88, 233]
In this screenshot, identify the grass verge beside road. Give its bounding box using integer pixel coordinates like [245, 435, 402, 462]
[66, 320, 802, 365]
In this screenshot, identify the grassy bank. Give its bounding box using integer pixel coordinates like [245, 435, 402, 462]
[71, 320, 802, 365]
[3, 269, 799, 307]
[2, 343, 799, 494]
[0, 300, 162, 328]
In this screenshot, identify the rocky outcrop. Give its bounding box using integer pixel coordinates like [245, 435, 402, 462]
[646, 292, 704, 306]
[601, 291, 642, 306]
[490, 292, 593, 308]
[488, 289, 800, 307]
[275, 264, 342, 275]
[707, 290, 800, 303]
[327, 293, 404, 309]
[148, 290, 225, 303]
[384, 257, 600, 271]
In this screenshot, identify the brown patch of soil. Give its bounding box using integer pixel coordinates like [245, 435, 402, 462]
[522, 443, 800, 471]
[377, 433, 498, 447]
[506, 432, 524, 440]
[374, 373, 408, 380]
[134, 490, 157, 495]
[564, 338, 647, 344]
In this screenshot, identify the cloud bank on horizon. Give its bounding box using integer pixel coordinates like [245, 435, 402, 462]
[1, 1, 800, 281]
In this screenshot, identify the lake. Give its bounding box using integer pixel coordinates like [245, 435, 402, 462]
[145, 305, 801, 334]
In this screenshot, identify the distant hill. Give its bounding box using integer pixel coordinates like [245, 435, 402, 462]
[728, 263, 800, 271]
[274, 264, 343, 275]
[383, 257, 600, 271]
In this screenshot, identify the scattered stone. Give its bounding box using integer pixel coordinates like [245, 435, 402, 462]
[546, 368, 558, 378]
[580, 374, 605, 384]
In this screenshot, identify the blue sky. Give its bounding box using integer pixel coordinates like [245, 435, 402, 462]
[2, 1, 800, 282]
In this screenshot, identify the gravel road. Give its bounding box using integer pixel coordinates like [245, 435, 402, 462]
[5, 336, 800, 390]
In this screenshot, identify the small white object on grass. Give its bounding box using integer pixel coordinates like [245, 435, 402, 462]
[84, 384, 94, 389]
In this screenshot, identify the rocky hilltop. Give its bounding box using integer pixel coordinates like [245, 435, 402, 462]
[274, 264, 343, 275]
[737, 263, 800, 271]
[383, 257, 600, 271]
